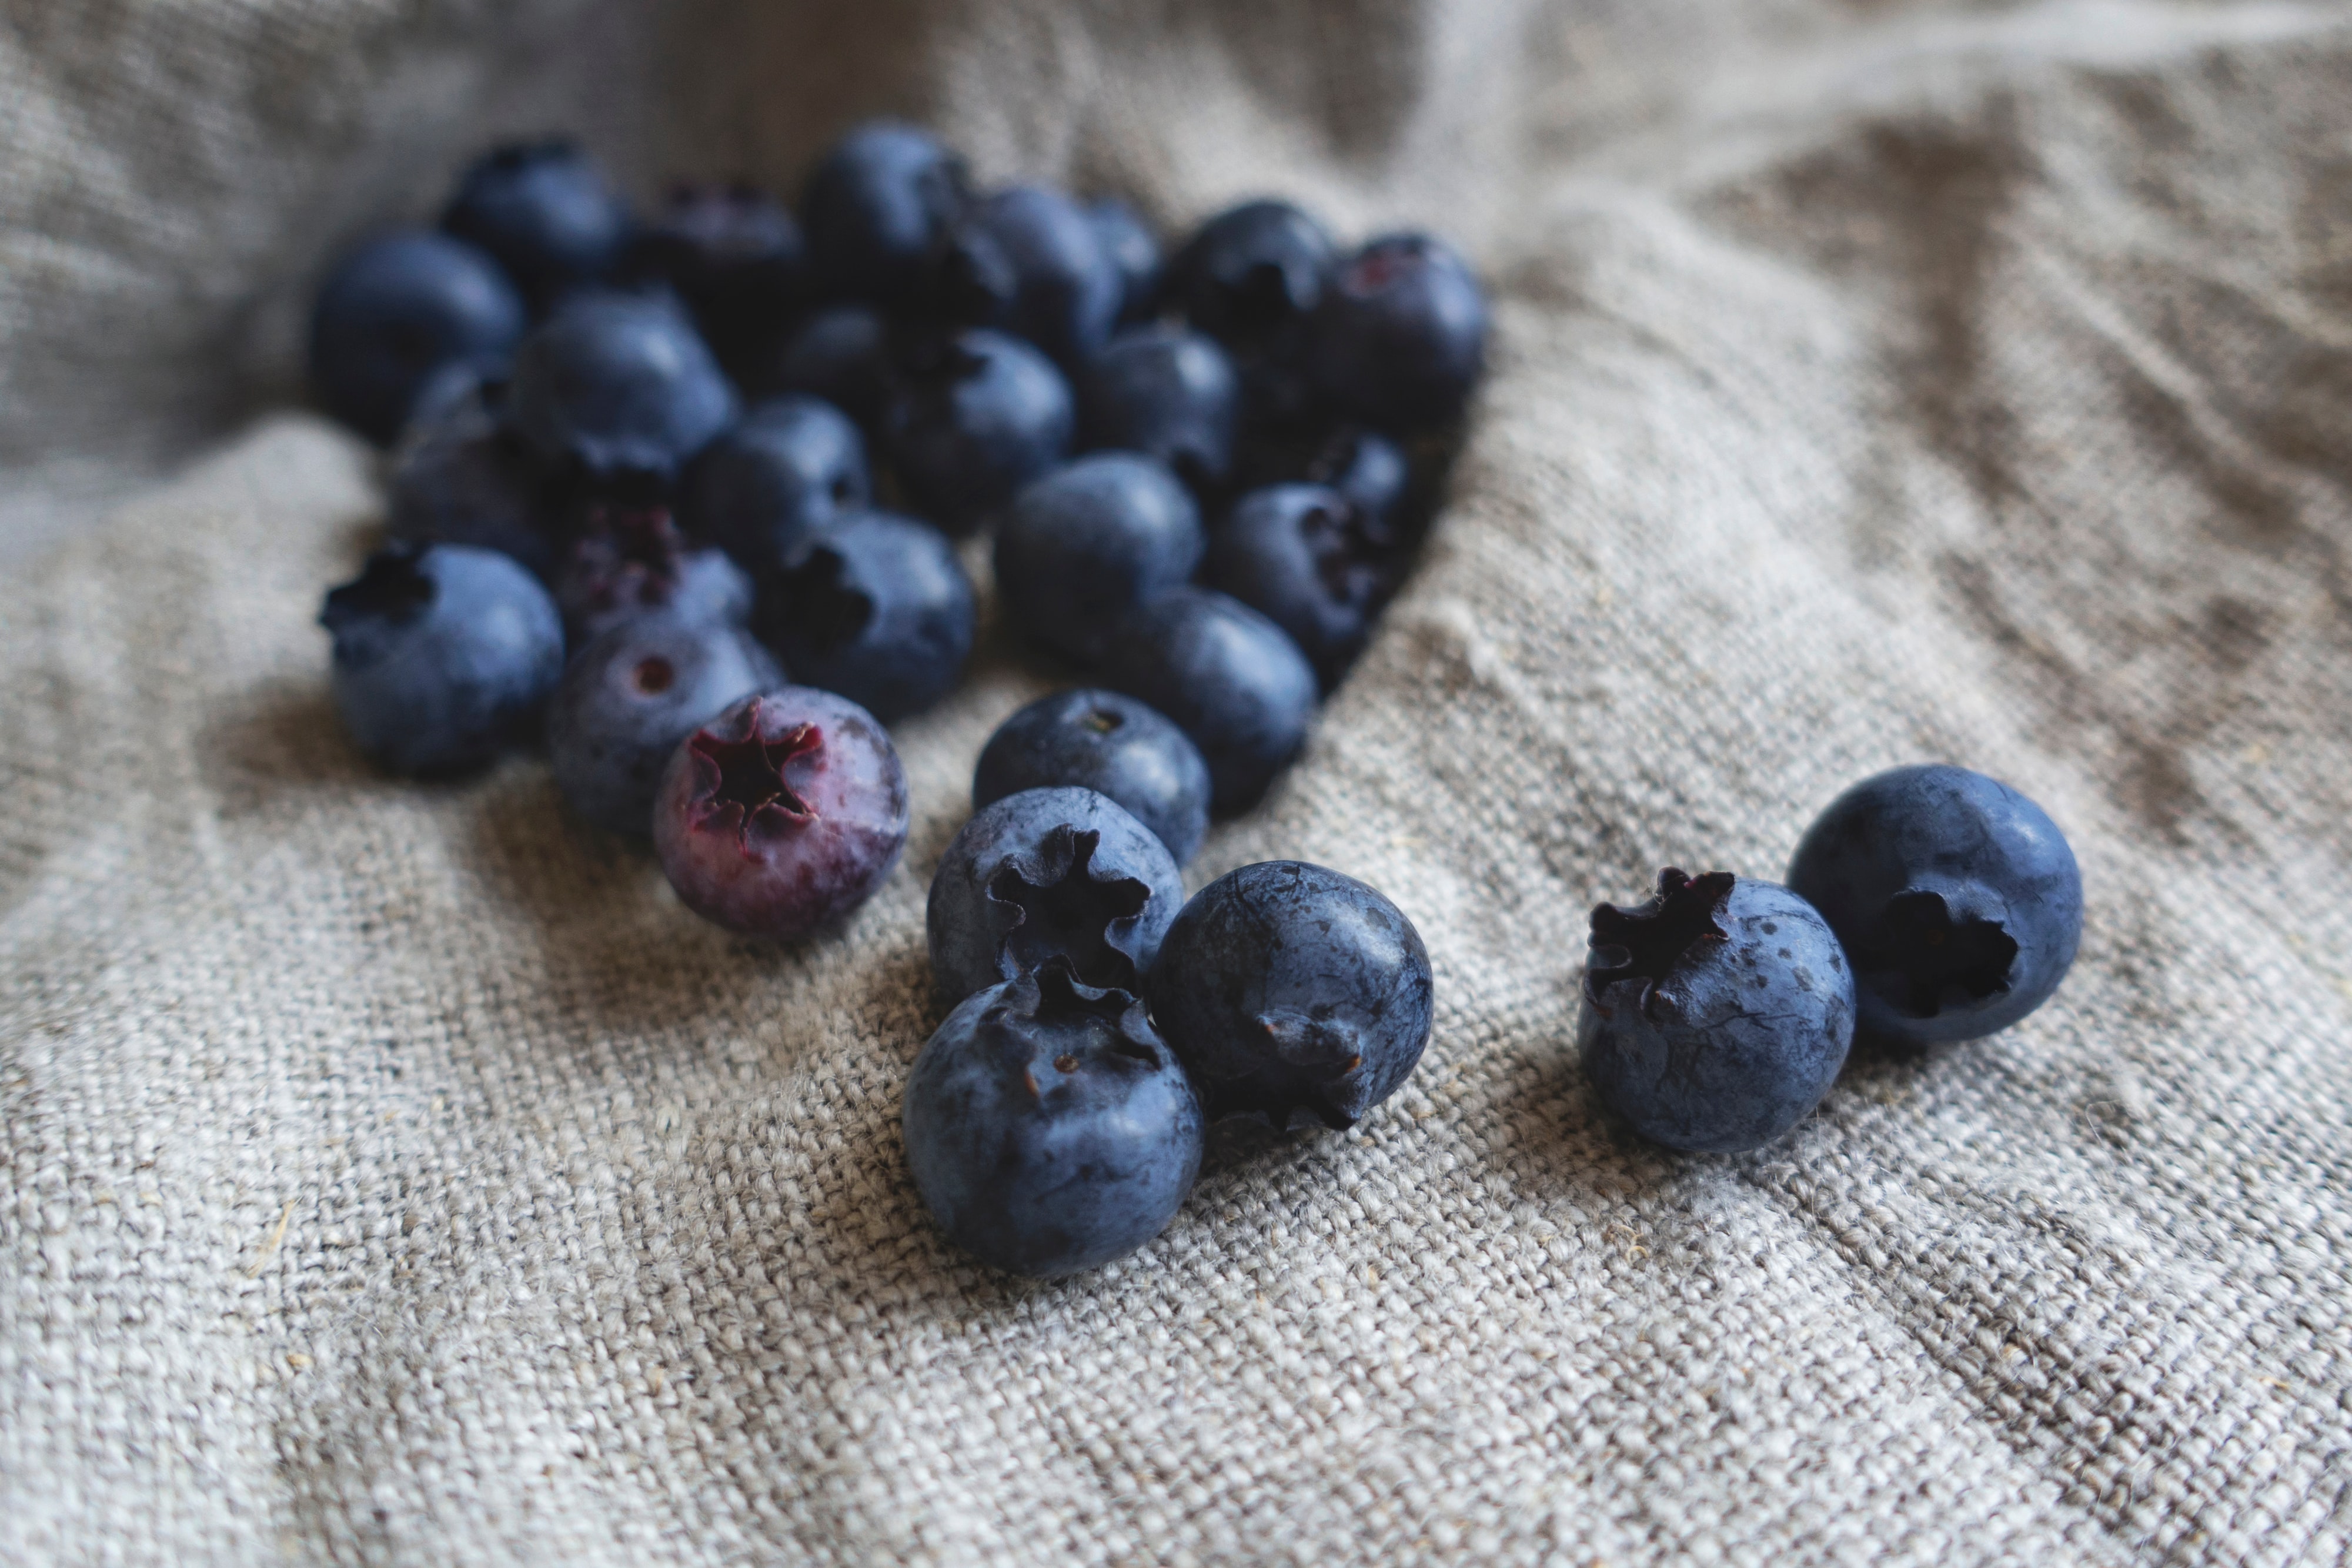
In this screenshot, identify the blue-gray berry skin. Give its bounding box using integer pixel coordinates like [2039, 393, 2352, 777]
[1173, 200, 1335, 347]
[1087, 198, 1164, 325]
[440, 140, 631, 309]
[1205, 483, 1385, 691]
[320, 543, 564, 777]
[548, 613, 779, 837]
[927, 787, 1184, 1005]
[1145, 861, 1434, 1130]
[1097, 587, 1318, 815]
[1308, 232, 1488, 434]
[308, 230, 524, 445]
[1578, 870, 1855, 1154]
[903, 965, 1204, 1279]
[995, 454, 1205, 665]
[1786, 765, 2083, 1048]
[1078, 326, 1241, 489]
[385, 370, 561, 581]
[767, 305, 893, 427]
[506, 292, 739, 489]
[753, 511, 974, 721]
[884, 329, 1074, 535]
[973, 690, 1212, 867]
[679, 396, 871, 574]
[555, 511, 752, 647]
[934, 185, 1123, 369]
[801, 121, 970, 309]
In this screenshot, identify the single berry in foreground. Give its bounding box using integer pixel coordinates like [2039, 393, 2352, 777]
[973, 690, 1212, 867]
[801, 120, 970, 308]
[308, 230, 524, 444]
[680, 395, 871, 574]
[1309, 232, 1489, 434]
[1097, 587, 1318, 814]
[884, 329, 1074, 534]
[319, 543, 564, 777]
[548, 613, 778, 837]
[904, 964, 1204, 1278]
[926, 787, 1184, 1005]
[506, 292, 739, 490]
[751, 510, 974, 721]
[440, 139, 630, 307]
[555, 509, 752, 646]
[1785, 765, 2083, 1048]
[995, 453, 1205, 665]
[653, 687, 910, 940]
[1146, 861, 1433, 1129]
[1205, 483, 1386, 690]
[1578, 869, 1855, 1153]
[1078, 326, 1241, 489]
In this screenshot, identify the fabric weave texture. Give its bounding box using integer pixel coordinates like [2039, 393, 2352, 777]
[4, 2, 2351, 1563]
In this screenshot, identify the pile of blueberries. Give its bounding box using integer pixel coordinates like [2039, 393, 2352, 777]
[308, 123, 1478, 1276]
[306, 123, 2085, 1282]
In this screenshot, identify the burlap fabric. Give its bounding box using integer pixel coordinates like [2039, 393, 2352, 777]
[6, 2, 2351, 1563]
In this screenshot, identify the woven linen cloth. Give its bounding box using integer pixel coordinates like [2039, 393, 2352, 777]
[6, 2, 2352, 1563]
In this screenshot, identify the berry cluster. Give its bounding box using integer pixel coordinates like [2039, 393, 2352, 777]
[1580, 766, 2084, 1154]
[308, 126, 1475, 1275]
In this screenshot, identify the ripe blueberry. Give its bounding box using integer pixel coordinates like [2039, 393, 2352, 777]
[1308, 232, 1488, 434]
[766, 305, 894, 427]
[883, 329, 1074, 534]
[1097, 587, 1318, 815]
[994, 453, 1205, 665]
[751, 510, 975, 721]
[679, 396, 871, 574]
[801, 121, 970, 309]
[1146, 860, 1434, 1129]
[931, 185, 1122, 367]
[440, 139, 630, 309]
[1785, 765, 2083, 1048]
[1204, 483, 1385, 691]
[973, 690, 1212, 868]
[308, 230, 524, 444]
[653, 687, 910, 940]
[385, 369, 562, 581]
[1579, 870, 1856, 1153]
[926, 786, 1184, 1005]
[548, 612, 778, 837]
[1078, 326, 1241, 490]
[625, 182, 811, 382]
[903, 964, 1204, 1278]
[1086, 198, 1164, 325]
[555, 509, 751, 646]
[505, 292, 739, 492]
[319, 543, 564, 777]
[1172, 199, 1334, 347]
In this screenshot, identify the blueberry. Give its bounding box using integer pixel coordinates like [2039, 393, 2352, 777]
[1097, 587, 1318, 815]
[1309, 232, 1488, 434]
[1299, 425, 1411, 546]
[973, 691, 1212, 867]
[1086, 198, 1164, 325]
[1204, 483, 1385, 691]
[319, 543, 564, 777]
[625, 182, 810, 382]
[1077, 326, 1241, 489]
[903, 964, 1204, 1278]
[440, 139, 630, 309]
[994, 454, 1205, 665]
[547, 613, 779, 837]
[750, 510, 974, 721]
[307, 230, 524, 444]
[1172, 199, 1334, 347]
[1145, 861, 1433, 1129]
[926, 786, 1184, 1004]
[1578, 870, 1856, 1153]
[1785, 765, 2083, 1048]
[679, 396, 870, 574]
[766, 305, 894, 426]
[556, 509, 752, 646]
[883, 329, 1074, 534]
[932, 186, 1122, 367]
[653, 686, 910, 939]
[801, 121, 970, 308]
[385, 369, 563, 581]
[506, 292, 739, 491]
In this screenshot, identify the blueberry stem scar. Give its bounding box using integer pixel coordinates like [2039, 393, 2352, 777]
[689, 700, 821, 850]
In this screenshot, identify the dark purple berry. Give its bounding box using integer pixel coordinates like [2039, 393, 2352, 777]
[930, 185, 1122, 367]
[555, 509, 751, 646]
[679, 396, 870, 574]
[1204, 483, 1384, 690]
[994, 454, 1204, 665]
[1308, 232, 1488, 434]
[973, 690, 1212, 867]
[751, 510, 974, 721]
[625, 182, 811, 381]
[883, 329, 1074, 534]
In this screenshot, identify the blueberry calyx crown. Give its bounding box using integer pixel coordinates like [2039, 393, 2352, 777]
[1198, 1009, 1374, 1131]
[764, 545, 874, 652]
[1853, 888, 2017, 1021]
[985, 827, 1153, 991]
[990, 961, 1165, 1099]
[689, 700, 820, 846]
[1584, 868, 1735, 1019]
[320, 544, 436, 634]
